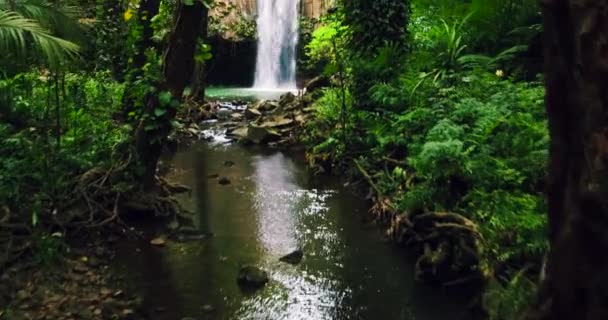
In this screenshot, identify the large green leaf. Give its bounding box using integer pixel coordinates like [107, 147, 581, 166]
[0, 10, 79, 65]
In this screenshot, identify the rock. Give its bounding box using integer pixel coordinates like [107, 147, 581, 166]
[254, 100, 279, 112]
[259, 117, 294, 129]
[247, 125, 281, 144]
[201, 305, 215, 313]
[166, 183, 191, 194]
[216, 108, 233, 120]
[237, 265, 269, 289]
[150, 237, 166, 246]
[218, 177, 231, 185]
[304, 75, 330, 93]
[279, 249, 303, 265]
[245, 108, 262, 119]
[231, 113, 244, 120]
[224, 160, 235, 167]
[228, 127, 248, 139]
[279, 92, 296, 106]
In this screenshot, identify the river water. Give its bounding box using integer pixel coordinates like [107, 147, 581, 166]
[115, 138, 471, 320]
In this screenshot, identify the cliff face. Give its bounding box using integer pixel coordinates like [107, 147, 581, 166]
[207, 0, 334, 86]
[217, 0, 334, 18]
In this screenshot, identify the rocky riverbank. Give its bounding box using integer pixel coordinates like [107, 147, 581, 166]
[171, 90, 315, 150]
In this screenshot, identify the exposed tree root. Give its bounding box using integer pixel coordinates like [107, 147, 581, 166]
[353, 159, 487, 287]
[0, 161, 193, 271]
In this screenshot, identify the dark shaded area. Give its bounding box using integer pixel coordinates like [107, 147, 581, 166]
[206, 36, 257, 87]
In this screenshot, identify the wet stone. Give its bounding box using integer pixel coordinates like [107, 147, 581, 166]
[237, 265, 269, 290]
[218, 177, 231, 185]
[201, 304, 215, 313]
[279, 249, 304, 265]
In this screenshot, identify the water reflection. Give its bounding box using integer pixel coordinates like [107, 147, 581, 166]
[252, 153, 299, 254]
[116, 143, 471, 320]
[238, 152, 349, 319]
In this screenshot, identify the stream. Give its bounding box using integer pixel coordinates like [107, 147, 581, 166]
[114, 122, 471, 320]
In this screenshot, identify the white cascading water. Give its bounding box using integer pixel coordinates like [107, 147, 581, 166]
[253, 0, 299, 89]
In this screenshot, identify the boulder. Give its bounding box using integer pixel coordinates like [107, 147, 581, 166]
[279, 249, 303, 265]
[247, 125, 281, 144]
[279, 92, 296, 106]
[231, 113, 244, 120]
[259, 116, 294, 129]
[216, 108, 233, 120]
[227, 127, 248, 139]
[244, 108, 262, 119]
[253, 100, 279, 112]
[237, 265, 269, 289]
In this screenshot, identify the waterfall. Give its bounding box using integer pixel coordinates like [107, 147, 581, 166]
[253, 0, 299, 89]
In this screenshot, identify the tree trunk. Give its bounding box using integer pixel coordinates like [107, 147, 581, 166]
[189, 6, 210, 101]
[528, 1, 608, 319]
[134, 0, 205, 189]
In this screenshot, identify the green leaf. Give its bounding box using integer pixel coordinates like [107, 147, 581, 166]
[170, 120, 184, 129]
[32, 211, 39, 227]
[154, 108, 167, 117]
[158, 91, 172, 105]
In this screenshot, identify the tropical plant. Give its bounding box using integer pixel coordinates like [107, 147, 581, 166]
[0, 10, 79, 65]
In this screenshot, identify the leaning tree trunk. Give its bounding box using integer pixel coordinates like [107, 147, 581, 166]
[189, 7, 209, 101]
[528, 1, 608, 319]
[134, 0, 205, 189]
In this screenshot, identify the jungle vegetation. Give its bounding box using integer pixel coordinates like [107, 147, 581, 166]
[0, 0, 605, 319]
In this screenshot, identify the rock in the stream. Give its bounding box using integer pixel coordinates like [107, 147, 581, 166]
[224, 160, 235, 167]
[279, 92, 296, 106]
[259, 116, 294, 129]
[237, 265, 269, 289]
[279, 249, 304, 265]
[150, 237, 166, 246]
[245, 108, 262, 119]
[228, 127, 249, 140]
[247, 125, 281, 144]
[254, 100, 279, 112]
[218, 177, 231, 185]
[216, 108, 233, 120]
[201, 304, 215, 313]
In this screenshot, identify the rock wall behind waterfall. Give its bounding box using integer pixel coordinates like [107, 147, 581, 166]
[207, 0, 334, 87]
[216, 0, 334, 18]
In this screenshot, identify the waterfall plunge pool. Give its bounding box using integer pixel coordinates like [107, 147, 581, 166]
[206, 87, 300, 101]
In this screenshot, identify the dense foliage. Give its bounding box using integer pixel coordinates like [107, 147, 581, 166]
[0, 0, 557, 318]
[302, 0, 546, 318]
[0, 0, 209, 269]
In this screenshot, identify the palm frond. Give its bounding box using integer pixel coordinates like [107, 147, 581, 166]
[0, 0, 86, 44]
[0, 10, 79, 66]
